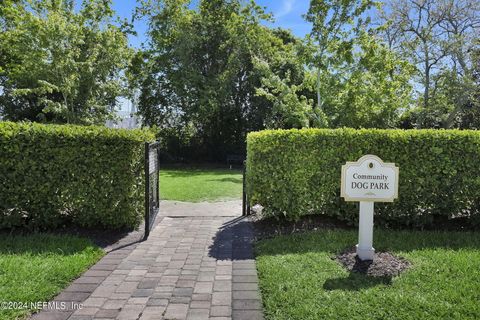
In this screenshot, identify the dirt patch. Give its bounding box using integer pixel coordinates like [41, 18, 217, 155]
[335, 247, 411, 277]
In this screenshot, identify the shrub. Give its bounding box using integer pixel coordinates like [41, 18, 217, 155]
[0, 122, 154, 230]
[246, 128, 480, 227]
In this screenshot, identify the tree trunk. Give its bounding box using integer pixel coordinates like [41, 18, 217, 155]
[424, 61, 430, 110]
[419, 57, 431, 129]
[443, 105, 463, 128]
[316, 67, 322, 110]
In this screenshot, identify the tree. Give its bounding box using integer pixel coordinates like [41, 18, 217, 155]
[304, 0, 375, 114]
[0, 0, 133, 124]
[254, 29, 319, 129]
[134, 0, 314, 159]
[312, 30, 414, 128]
[381, 0, 480, 128]
[304, 0, 413, 128]
[454, 45, 480, 129]
[254, 59, 314, 129]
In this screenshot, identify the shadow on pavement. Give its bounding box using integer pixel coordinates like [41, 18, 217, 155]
[208, 216, 255, 261]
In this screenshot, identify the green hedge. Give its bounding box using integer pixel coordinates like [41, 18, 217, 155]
[246, 128, 480, 227]
[0, 122, 154, 230]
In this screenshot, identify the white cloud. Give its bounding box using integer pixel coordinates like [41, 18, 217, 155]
[274, 0, 295, 19]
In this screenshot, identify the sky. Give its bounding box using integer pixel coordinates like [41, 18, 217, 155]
[257, 0, 312, 37]
[111, 0, 312, 49]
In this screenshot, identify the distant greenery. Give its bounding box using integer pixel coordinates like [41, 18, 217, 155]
[0, 0, 133, 124]
[133, 0, 478, 161]
[305, 0, 414, 128]
[0, 233, 104, 320]
[381, 0, 479, 129]
[1, 0, 478, 160]
[133, 0, 317, 160]
[133, 0, 416, 160]
[256, 229, 480, 320]
[160, 168, 242, 202]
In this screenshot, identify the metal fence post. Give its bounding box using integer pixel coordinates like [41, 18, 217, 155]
[156, 147, 160, 207]
[144, 142, 150, 240]
[242, 161, 247, 216]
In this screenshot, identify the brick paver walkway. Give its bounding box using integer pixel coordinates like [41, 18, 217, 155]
[32, 201, 263, 320]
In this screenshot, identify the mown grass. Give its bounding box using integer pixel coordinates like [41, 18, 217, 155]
[0, 233, 104, 320]
[160, 168, 243, 202]
[256, 229, 480, 320]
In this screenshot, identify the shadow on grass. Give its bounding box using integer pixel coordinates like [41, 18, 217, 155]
[323, 273, 392, 291]
[206, 177, 243, 184]
[254, 227, 480, 257]
[0, 220, 149, 254]
[0, 233, 96, 256]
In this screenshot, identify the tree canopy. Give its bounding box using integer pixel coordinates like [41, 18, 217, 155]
[381, 0, 480, 128]
[0, 0, 133, 124]
[0, 0, 479, 159]
[132, 0, 315, 159]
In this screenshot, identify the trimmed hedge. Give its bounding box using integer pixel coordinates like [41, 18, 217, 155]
[0, 122, 154, 230]
[246, 128, 480, 227]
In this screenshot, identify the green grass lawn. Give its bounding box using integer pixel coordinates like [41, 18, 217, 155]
[256, 229, 480, 320]
[0, 233, 104, 320]
[160, 168, 243, 202]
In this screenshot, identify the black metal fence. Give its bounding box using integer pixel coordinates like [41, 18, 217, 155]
[144, 141, 161, 240]
[242, 161, 251, 216]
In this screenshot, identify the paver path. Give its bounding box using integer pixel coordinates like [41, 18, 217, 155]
[32, 201, 263, 320]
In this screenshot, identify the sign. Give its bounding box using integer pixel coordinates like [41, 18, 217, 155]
[341, 154, 399, 202]
[340, 155, 399, 261]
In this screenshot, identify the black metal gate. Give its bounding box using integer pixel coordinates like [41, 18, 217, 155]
[144, 141, 160, 240]
[242, 161, 251, 216]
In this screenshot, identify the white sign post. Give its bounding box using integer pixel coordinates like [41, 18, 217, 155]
[341, 155, 399, 261]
